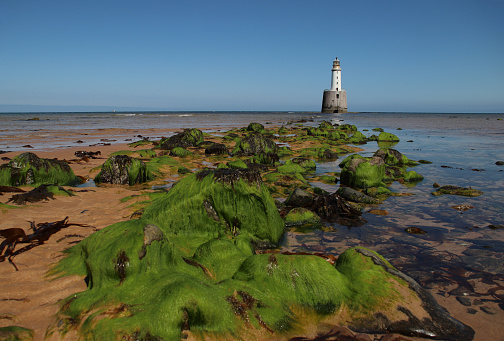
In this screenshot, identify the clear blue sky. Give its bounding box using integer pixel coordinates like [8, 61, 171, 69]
[1, 0, 503, 112]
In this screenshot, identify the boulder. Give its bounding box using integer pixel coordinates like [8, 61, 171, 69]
[204, 142, 229, 155]
[158, 128, 204, 150]
[337, 186, 379, 204]
[246, 122, 264, 132]
[232, 132, 278, 156]
[0, 152, 79, 186]
[284, 207, 321, 227]
[285, 188, 315, 207]
[340, 155, 386, 189]
[94, 155, 152, 185]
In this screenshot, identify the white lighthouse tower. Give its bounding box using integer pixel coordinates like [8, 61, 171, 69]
[321, 57, 347, 113]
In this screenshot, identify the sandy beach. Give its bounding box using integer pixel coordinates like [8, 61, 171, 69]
[1, 123, 503, 341]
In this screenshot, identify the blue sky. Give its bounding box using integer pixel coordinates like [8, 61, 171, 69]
[1, 0, 503, 112]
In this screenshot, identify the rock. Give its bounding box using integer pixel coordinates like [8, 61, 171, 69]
[495, 161, 504, 166]
[226, 159, 248, 169]
[159, 128, 204, 150]
[456, 296, 472, 306]
[232, 132, 278, 156]
[405, 227, 427, 234]
[340, 155, 385, 189]
[285, 188, 315, 208]
[348, 131, 368, 144]
[0, 152, 79, 186]
[369, 209, 389, 216]
[204, 142, 229, 155]
[284, 207, 321, 227]
[290, 157, 316, 170]
[337, 186, 379, 204]
[452, 204, 474, 211]
[50, 170, 474, 341]
[480, 306, 497, 315]
[432, 185, 483, 197]
[318, 120, 334, 130]
[377, 132, 400, 142]
[310, 192, 366, 227]
[94, 155, 152, 185]
[488, 224, 504, 229]
[169, 147, 192, 157]
[249, 152, 279, 165]
[246, 122, 264, 132]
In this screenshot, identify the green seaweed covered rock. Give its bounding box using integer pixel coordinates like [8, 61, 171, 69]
[50, 168, 474, 341]
[246, 122, 264, 132]
[94, 155, 152, 185]
[0, 152, 79, 186]
[159, 128, 204, 150]
[232, 132, 278, 156]
[339, 155, 385, 189]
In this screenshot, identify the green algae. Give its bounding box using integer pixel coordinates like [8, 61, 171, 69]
[169, 147, 193, 157]
[52, 162, 425, 341]
[377, 132, 400, 142]
[432, 185, 483, 197]
[348, 131, 367, 144]
[0, 152, 79, 187]
[177, 166, 192, 174]
[277, 163, 306, 174]
[227, 159, 248, 169]
[0, 326, 34, 341]
[284, 207, 321, 228]
[340, 155, 385, 189]
[246, 122, 265, 132]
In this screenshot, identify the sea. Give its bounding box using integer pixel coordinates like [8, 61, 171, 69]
[1, 111, 504, 286]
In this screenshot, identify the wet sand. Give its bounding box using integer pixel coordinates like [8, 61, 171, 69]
[0, 127, 502, 341]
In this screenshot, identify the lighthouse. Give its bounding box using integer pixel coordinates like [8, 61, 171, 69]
[321, 57, 348, 113]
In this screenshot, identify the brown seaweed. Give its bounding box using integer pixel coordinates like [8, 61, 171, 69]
[0, 216, 93, 270]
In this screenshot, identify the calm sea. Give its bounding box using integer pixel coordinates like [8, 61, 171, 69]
[1, 111, 503, 279]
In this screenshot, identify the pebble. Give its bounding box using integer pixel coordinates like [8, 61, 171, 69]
[467, 308, 478, 314]
[480, 306, 497, 315]
[456, 296, 472, 306]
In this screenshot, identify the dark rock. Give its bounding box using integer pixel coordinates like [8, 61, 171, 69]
[322, 149, 339, 160]
[310, 192, 366, 227]
[337, 186, 379, 204]
[467, 308, 478, 314]
[204, 143, 229, 155]
[158, 128, 204, 150]
[285, 188, 315, 208]
[495, 161, 504, 166]
[488, 224, 504, 229]
[405, 227, 427, 235]
[232, 132, 278, 156]
[480, 306, 497, 315]
[455, 296, 472, 306]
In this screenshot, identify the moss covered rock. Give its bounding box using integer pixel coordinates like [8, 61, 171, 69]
[377, 132, 400, 142]
[0, 152, 79, 186]
[432, 185, 483, 197]
[52, 168, 474, 340]
[284, 207, 321, 227]
[0, 326, 34, 341]
[246, 122, 264, 132]
[159, 128, 204, 150]
[94, 155, 152, 185]
[169, 147, 193, 157]
[340, 155, 385, 189]
[232, 132, 278, 156]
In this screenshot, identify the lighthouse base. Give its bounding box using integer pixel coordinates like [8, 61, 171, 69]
[321, 90, 347, 113]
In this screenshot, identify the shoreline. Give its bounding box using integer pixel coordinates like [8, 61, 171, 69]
[0, 122, 503, 341]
